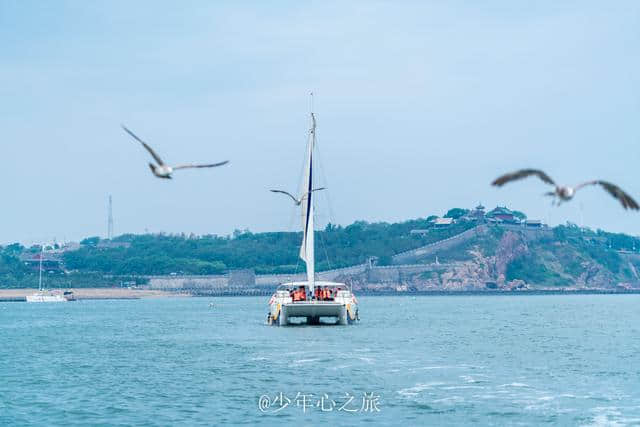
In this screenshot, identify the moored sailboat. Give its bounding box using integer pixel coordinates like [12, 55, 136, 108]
[26, 245, 74, 303]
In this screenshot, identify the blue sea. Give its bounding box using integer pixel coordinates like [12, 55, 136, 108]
[1, 295, 639, 426]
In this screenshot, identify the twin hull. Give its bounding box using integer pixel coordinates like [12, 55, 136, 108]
[268, 282, 358, 326]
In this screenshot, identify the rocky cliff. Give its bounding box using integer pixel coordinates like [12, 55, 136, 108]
[338, 226, 640, 292]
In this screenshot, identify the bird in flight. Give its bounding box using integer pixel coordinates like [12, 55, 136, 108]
[492, 169, 639, 210]
[121, 125, 229, 179]
[270, 188, 326, 205]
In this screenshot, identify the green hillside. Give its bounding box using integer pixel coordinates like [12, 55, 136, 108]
[2, 208, 640, 289]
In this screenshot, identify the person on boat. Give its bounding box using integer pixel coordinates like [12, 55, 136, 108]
[292, 286, 306, 302]
[326, 287, 334, 301]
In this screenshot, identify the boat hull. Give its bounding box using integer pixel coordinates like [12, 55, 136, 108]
[26, 291, 74, 303]
[270, 301, 358, 326]
[26, 294, 67, 303]
[284, 301, 344, 317]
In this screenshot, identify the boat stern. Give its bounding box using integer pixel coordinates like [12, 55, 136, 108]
[267, 281, 359, 326]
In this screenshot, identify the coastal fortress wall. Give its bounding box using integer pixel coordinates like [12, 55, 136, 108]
[391, 224, 552, 265]
[364, 264, 456, 283]
[498, 224, 553, 241]
[147, 269, 254, 290]
[146, 275, 228, 290]
[392, 225, 489, 264]
[146, 263, 434, 291]
[147, 264, 371, 289]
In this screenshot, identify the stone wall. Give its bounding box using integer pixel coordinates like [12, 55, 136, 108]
[392, 225, 489, 264]
[365, 264, 454, 283]
[147, 263, 432, 290]
[253, 264, 369, 287]
[148, 275, 228, 290]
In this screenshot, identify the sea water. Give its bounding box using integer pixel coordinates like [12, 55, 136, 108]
[1, 295, 639, 426]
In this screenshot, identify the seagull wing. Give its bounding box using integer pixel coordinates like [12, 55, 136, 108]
[492, 169, 555, 187]
[121, 125, 165, 166]
[575, 180, 640, 210]
[173, 160, 230, 170]
[270, 189, 300, 204]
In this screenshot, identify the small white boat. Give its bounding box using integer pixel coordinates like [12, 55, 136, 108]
[26, 245, 75, 303]
[26, 290, 74, 303]
[267, 102, 359, 326]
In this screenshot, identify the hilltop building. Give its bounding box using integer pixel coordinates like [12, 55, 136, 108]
[485, 206, 521, 224]
[410, 204, 545, 235]
[431, 217, 455, 228]
[460, 203, 486, 222]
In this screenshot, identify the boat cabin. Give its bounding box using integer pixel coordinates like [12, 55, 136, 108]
[275, 282, 352, 303]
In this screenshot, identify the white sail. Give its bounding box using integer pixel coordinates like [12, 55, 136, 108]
[299, 113, 316, 294]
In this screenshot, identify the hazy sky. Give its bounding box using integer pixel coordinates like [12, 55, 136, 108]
[1, 1, 639, 244]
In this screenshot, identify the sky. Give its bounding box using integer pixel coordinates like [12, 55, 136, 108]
[1, 1, 639, 245]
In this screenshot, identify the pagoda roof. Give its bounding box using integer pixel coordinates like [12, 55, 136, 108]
[486, 206, 514, 216]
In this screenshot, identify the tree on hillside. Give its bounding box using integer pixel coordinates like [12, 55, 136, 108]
[512, 210, 527, 220]
[81, 236, 100, 246]
[4, 243, 24, 254]
[444, 208, 469, 220]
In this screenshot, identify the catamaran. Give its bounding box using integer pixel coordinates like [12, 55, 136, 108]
[26, 246, 74, 303]
[267, 105, 359, 326]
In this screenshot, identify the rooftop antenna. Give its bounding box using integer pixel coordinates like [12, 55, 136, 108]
[107, 195, 114, 240]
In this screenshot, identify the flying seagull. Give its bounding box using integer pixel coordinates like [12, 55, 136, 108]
[492, 169, 639, 210]
[270, 188, 326, 205]
[121, 125, 229, 179]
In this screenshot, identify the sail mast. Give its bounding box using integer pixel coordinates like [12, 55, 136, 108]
[299, 95, 316, 296]
[38, 245, 44, 292]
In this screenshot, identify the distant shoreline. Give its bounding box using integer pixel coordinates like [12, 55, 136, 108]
[186, 288, 640, 297]
[1, 288, 639, 302]
[0, 288, 190, 302]
[357, 289, 640, 296]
